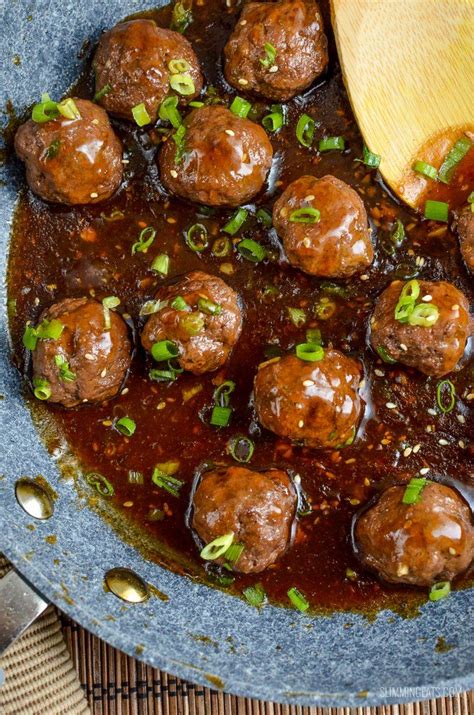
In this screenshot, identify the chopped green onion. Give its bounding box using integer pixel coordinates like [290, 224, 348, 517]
[424, 200, 449, 222]
[287, 587, 309, 612]
[93, 84, 112, 102]
[243, 583, 266, 607]
[408, 303, 439, 327]
[102, 295, 120, 330]
[100, 209, 125, 222]
[262, 104, 284, 132]
[128, 470, 144, 485]
[438, 136, 472, 184]
[23, 324, 39, 350]
[259, 42, 277, 69]
[45, 139, 60, 160]
[214, 380, 235, 407]
[180, 312, 205, 335]
[198, 297, 222, 315]
[412, 160, 438, 180]
[223, 208, 248, 235]
[149, 368, 177, 382]
[356, 145, 381, 168]
[132, 102, 151, 127]
[171, 295, 189, 311]
[227, 435, 255, 463]
[345, 568, 358, 581]
[185, 223, 208, 252]
[151, 340, 179, 362]
[32, 377, 51, 401]
[429, 581, 451, 602]
[210, 405, 232, 427]
[115, 416, 136, 437]
[140, 299, 167, 316]
[289, 207, 320, 223]
[132, 226, 156, 255]
[394, 280, 419, 322]
[319, 136, 345, 152]
[314, 297, 336, 320]
[390, 219, 406, 247]
[200, 533, 234, 560]
[23, 318, 64, 351]
[32, 97, 59, 123]
[436, 379, 456, 414]
[400, 279, 420, 301]
[230, 96, 252, 119]
[85, 472, 114, 497]
[57, 98, 81, 120]
[237, 238, 266, 263]
[170, 0, 193, 33]
[151, 253, 169, 275]
[168, 58, 191, 74]
[296, 114, 315, 148]
[151, 467, 184, 497]
[158, 96, 182, 129]
[287, 307, 306, 327]
[296, 343, 324, 362]
[224, 543, 244, 567]
[376, 345, 397, 364]
[147, 507, 165, 521]
[189, 101, 204, 108]
[305, 327, 322, 345]
[320, 281, 350, 298]
[54, 354, 76, 382]
[170, 73, 195, 96]
[256, 208, 272, 227]
[212, 237, 231, 257]
[402, 477, 429, 504]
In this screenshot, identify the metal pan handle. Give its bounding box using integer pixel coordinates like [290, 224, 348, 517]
[0, 569, 49, 655]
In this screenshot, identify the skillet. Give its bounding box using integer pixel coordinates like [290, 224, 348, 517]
[0, 0, 473, 707]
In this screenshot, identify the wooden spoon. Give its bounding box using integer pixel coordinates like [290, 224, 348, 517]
[331, 0, 473, 208]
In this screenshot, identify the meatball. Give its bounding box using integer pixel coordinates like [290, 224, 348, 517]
[254, 351, 363, 449]
[93, 19, 203, 121]
[370, 280, 470, 377]
[455, 204, 474, 272]
[192, 466, 296, 573]
[141, 271, 243, 374]
[159, 106, 273, 206]
[273, 175, 374, 277]
[224, 0, 328, 101]
[355, 482, 474, 586]
[14, 99, 123, 205]
[31, 297, 132, 408]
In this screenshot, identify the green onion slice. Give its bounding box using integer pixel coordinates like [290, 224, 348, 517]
[227, 435, 255, 463]
[438, 136, 472, 184]
[376, 345, 397, 364]
[115, 416, 136, 437]
[140, 299, 167, 317]
[151, 468, 184, 497]
[296, 343, 324, 362]
[424, 199, 449, 222]
[23, 324, 39, 351]
[185, 223, 208, 252]
[223, 208, 248, 235]
[237, 238, 266, 263]
[305, 327, 322, 346]
[151, 340, 179, 362]
[149, 368, 177, 382]
[319, 136, 345, 152]
[436, 379, 456, 414]
[390, 219, 406, 247]
[132, 102, 152, 127]
[198, 297, 222, 315]
[412, 160, 438, 180]
[57, 98, 81, 120]
[171, 295, 189, 311]
[256, 208, 272, 227]
[210, 405, 232, 427]
[128, 470, 144, 485]
[214, 380, 235, 407]
[289, 207, 320, 223]
[168, 58, 191, 74]
[180, 312, 205, 336]
[93, 84, 112, 102]
[230, 96, 252, 119]
[170, 73, 195, 96]
[356, 145, 381, 168]
[54, 354, 76, 382]
[408, 303, 439, 327]
[224, 543, 244, 566]
[200, 533, 234, 561]
[45, 139, 60, 160]
[287, 586, 309, 612]
[32, 97, 59, 123]
[402, 477, 429, 504]
[287, 307, 306, 327]
[132, 226, 156, 255]
[212, 237, 231, 257]
[259, 42, 277, 69]
[158, 96, 182, 128]
[85, 472, 114, 497]
[429, 581, 451, 602]
[296, 114, 315, 148]
[243, 583, 266, 607]
[262, 104, 284, 132]
[151, 253, 170, 275]
[102, 295, 120, 330]
[32, 376, 52, 401]
[170, 0, 193, 33]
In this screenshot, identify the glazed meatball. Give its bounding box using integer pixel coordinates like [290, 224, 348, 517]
[93, 19, 203, 121]
[224, 0, 328, 101]
[355, 482, 474, 586]
[456, 204, 474, 272]
[141, 271, 243, 374]
[31, 297, 132, 408]
[192, 466, 296, 573]
[254, 351, 363, 449]
[14, 99, 123, 205]
[370, 280, 470, 377]
[159, 106, 273, 206]
[273, 175, 374, 277]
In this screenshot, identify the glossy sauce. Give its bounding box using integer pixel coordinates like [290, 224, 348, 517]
[6, 0, 474, 613]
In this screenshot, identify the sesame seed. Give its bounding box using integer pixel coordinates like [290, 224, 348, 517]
[451, 304, 459, 310]
[225, 129, 235, 136]
[294, 474, 301, 485]
[303, 379, 315, 387]
[269, 65, 279, 73]
[449, 547, 457, 555]
[303, 237, 311, 247]
[100, 368, 107, 378]
[298, 419, 304, 428]
[238, 78, 249, 86]
[102, 420, 113, 427]
[427, 408, 437, 416]
[167, 217, 177, 224]
[90, 192, 98, 198]
[123, 501, 133, 508]
[397, 564, 409, 576]
[403, 447, 412, 457]
[121, 387, 129, 395]
[399, 343, 408, 351]
[438, 438, 449, 446]
[91, 118, 99, 125]
[413, 443, 421, 453]
[122, 159, 130, 164]
[360, 274, 369, 281]
[349, 498, 360, 505]
[425, 425, 433, 433]
[458, 440, 465, 449]
[84, 353, 95, 361]
[170, 169, 178, 178]
[240, 19, 247, 25]
[304, 195, 315, 201]
[419, 467, 430, 475]
[386, 402, 397, 409]
[456, 414, 465, 424]
[374, 369, 385, 377]
[34, 297, 40, 306]
[421, 294, 432, 302]
[157, 401, 166, 410]
[466, 392, 474, 401]
[359, 378, 366, 390]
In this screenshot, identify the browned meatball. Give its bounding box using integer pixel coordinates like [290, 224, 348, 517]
[456, 204, 474, 272]
[93, 19, 203, 121]
[224, 0, 328, 101]
[31, 298, 132, 408]
[141, 271, 243, 374]
[14, 99, 123, 205]
[254, 351, 363, 449]
[355, 482, 474, 586]
[370, 280, 470, 377]
[158, 106, 273, 206]
[192, 466, 296, 573]
[273, 175, 374, 277]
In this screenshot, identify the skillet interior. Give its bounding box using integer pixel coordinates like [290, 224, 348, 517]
[0, 0, 473, 706]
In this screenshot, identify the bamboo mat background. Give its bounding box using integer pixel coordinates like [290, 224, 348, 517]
[59, 613, 473, 715]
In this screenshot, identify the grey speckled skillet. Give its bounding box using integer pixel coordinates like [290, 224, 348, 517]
[0, 0, 473, 707]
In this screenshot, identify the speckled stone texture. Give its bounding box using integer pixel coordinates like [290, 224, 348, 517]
[0, 0, 473, 706]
